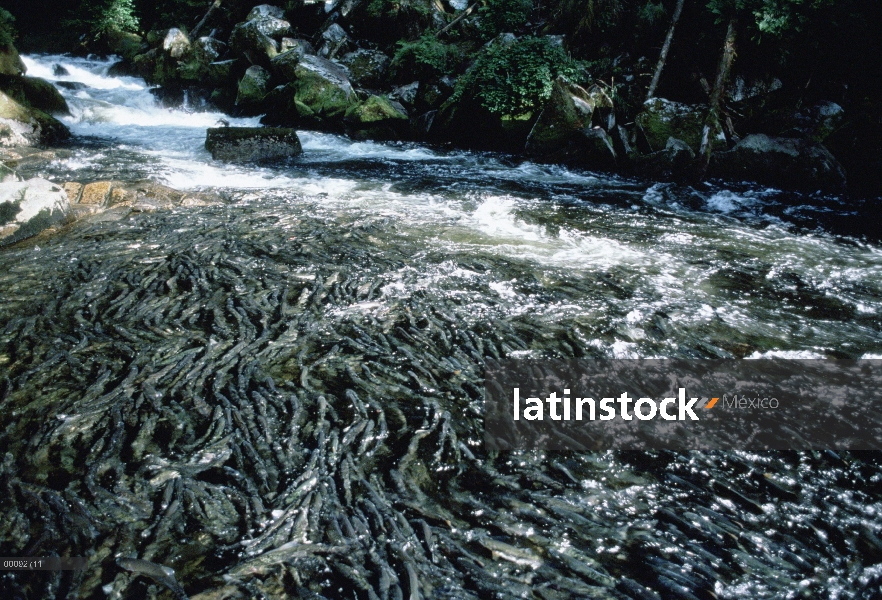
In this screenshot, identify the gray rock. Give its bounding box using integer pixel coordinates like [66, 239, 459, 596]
[708, 133, 846, 194]
[163, 28, 191, 59]
[229, 18, 290, 65]
[269, 49, 301, 82]
[390, 81, 419, 108]
[280, 38, 315, 55]
[319, 24, 352, 60]
[194, 37, 225, 64]
[339, 49, 390, 89]
[525, 77, 597, 160]
[0, 176, 70, 246]
[247, 4, 286, 20]
[792, 101, 844, 143]
[205, 127, 302, 163]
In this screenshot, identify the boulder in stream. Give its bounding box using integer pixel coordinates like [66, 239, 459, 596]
[708, 133, 846, 194]
[0, 175, 70, 246]
[205, 127, 302, 163]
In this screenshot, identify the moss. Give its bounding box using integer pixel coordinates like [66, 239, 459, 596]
[345, 96, 408, 124]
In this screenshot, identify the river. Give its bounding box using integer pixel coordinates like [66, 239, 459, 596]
[0, 54, 880, 599]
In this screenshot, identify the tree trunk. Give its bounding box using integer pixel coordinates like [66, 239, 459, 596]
[190, 0, 222, 40]
[646, 0, 685, 102]
[698, 16, 737, 176]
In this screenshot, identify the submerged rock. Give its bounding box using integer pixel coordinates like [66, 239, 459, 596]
[709, 133, 846, 194]
[205, 127, 302, 163]
[634, 137, 695, 181]
[0, 175, 70, 246]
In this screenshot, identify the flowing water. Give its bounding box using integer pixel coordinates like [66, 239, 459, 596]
[1, 54, 881, 599]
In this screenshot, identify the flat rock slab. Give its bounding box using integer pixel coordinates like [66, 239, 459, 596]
[205, 127, 302, 163]
[0, 176, 70, 246]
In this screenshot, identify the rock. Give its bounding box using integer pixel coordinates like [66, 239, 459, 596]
[163, 28, 191, 59]
[263, 55, 356, 129]
[79, 181, 113, 206]
[280, 38, 314, 55]
[0, 90, 69, 146]
[792, 101, 844, 143]
[344, 95, 408, 140]
[708, 134, 846, 194]
[389, 81, 419, 108]
[0, 44, 26, 77]
[229, 18, 290, 66]
[269, 49, 302, 82]
[247, 4, 286, 20]
[319, 24, 352, 60]
[635, 97, 722, 154]
[0, 176, 70, 246]
[0, 76, 70, 115]
[338, 49, 390, 89]
[205, 59, 242, 86]
[633, 137, 695, 181]
[194, 37, 225, 64]
[205, 127, 302, 163]
[577, 128, 617, 170]
[236, 65, 271, 109]
[63, 182, 82, 203]
[52, 64, 69, 77]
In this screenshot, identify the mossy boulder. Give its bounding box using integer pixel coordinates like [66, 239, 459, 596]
[636, 98, 722, 154]
[0, 43, 25, 77]
[263, 55, 357, 130]
[0, 90, 69, 146]
[344, 95, 408, 140]
[105, 29, 143, 61]
[339, 49, 390, 89]
[236, 65, 271, 111]
[0, 76, 69, 116]
[229, 18, 289, 66]
[525, 77, 596, 160]
[205, 127, 302, 163]
[634, 137, 695, 181]
[708, 134, 846, 194]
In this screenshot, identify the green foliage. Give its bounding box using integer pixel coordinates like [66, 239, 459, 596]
[637, 1, 666, 25]
[550, 0, 623, 38]
[73, 0, 140, 40]
[478, 0, 533, 38]
[452, 36, 585, 116]
[706, 0, 835, 36]
[367, 0, 430, 19]
[0, 8, 16, 47]
[391, 34, 460, 80]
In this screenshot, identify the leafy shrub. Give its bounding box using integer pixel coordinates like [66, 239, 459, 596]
[478, 0, 533, 38]
[73, 0, 140, 40]
[451, 36, 585, 116]
[390, 34, 460, 81]
[0, 8, 16, 47]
